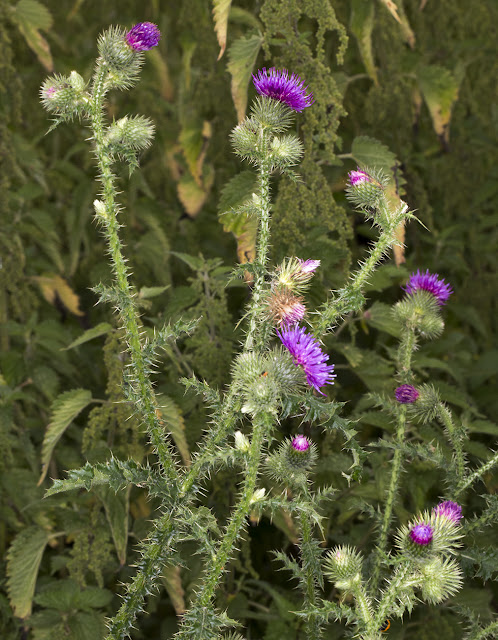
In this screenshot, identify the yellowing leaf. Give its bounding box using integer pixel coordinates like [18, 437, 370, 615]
[32, 274, 84, 316]
[162, 566, 185, 615]
[417, 65, 459, 146]
[177, 165, 214, 218]
[378, 0, 415, 48]
[218, 172, 258, 264]
[212, 0, 232, 60]
[148, 49, 174, 102]
[350, 0, 378, 86]
[12, 0, 54, 70]
[227, 33, 263, 122]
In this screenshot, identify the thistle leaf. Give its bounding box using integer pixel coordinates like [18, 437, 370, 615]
[7, 526, 50, 618]
[38, 389, 93, 484]
[63, 322, 113, 350]
[157, 396, 190, 467]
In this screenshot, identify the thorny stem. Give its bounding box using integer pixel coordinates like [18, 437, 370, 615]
[437, 403, 466, 490]
[90, 63, 179, 486]
[299, 503, 321, 640]
[371, 328, 416, 593]
[244, 129, 271, 352]
[455, 449, 498, 498]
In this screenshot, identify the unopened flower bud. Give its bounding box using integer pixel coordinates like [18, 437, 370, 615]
[418, 556, 463, 604]
[234, 431, 250, 452]
[346, 166, 385, 211]
[324, 545, 363, 592]
[285, 435, 314, 470]
[275, 257, 320, 292]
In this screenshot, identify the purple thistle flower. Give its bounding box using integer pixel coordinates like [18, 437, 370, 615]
[348, 169, 371, 186]
[404, 269, 453, 306]
[126, 22, 161, 51]
[252, 68, 313, 112]
[395, 384, 419, 404]
[433, 500, 463, 524]
[277, 325, 335, 394]
[409, 523, 433, 546]
[291, 434, 310, 452]
[297, 259, 321, 274]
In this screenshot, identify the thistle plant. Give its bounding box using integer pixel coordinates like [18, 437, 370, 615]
[36, 22, 497, 640]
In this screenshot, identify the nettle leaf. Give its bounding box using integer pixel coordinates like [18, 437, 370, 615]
[96, 485, 130, 566]
[227, 33, 263, 122]
[63, 322, 113, 350]
[350, 0, 377, 85]
[177, 164, 214, 218]
[212, 0, 232, 60]
[11, 0, 53, 71]
[219, 171, 258, 264]
[39, 389, 93, 484]
[7, 526, 50, 618]
[157, 396, 190, 467]
[416, 65, 459, 146]
[14, 0, 52, 29]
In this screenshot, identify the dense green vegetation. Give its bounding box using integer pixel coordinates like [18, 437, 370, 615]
[1, 1, 497, 639]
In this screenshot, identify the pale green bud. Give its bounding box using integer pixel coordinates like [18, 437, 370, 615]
[269, 134, 303, 170]
[234, 431, 250, 453]
[324, 546, 363, 592]
[394, 290, 444, 338]
[418, 556, 463, 604]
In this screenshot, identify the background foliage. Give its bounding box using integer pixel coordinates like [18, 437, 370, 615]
[1, 0, 497, 638]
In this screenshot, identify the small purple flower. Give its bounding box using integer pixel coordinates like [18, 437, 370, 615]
[404, 269, 453, 306]
[409, 523, 433, 546]
[395, 384, 419, 404]
[277, 325, 335, 394]
[348, 169, 371, 186]
[291, 434, 310, 452]
[433, 500, 463, 524]
[252, 68, 313, 112]
[126, 22, 161, 51]
[297, 259, 321, 274]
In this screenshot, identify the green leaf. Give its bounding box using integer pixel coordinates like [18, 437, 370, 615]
[11, 1, 53, 71]
[7, 526, 50, 618]
[227, 33, 263, 122]
[170, 251, 204, 272]
[364, 301, 402, 337]
[212, 0, 232, 59]
[39, 389, 93, 484]
[219, 171, 258, 264]
[138, 285, 170, 299]
[14, 0, 53, 30]
[351, 135, 397, 177]
[158, 397, 190, 467]
[63, 323, 113, 350]
[350, 0, 377, 85]
[96, 485, 129, 566]
[162, 565, 185, 615]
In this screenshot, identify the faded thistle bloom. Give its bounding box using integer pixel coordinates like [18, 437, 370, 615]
[252, 68, 313, 112]
[277, 325, 335, 394]
[275, 257, 320, 292]
[395, 384, 419, 404]
[433, 500, 463, 524]
[267, 289, 306, 326]
[409, 523, 433, 546]
[291, 434, 310, 452]
[404, 269, 453, 306]
[126, 22, 161, 51]
[348, 168, 371, 186]
[297, 259, 321, 274]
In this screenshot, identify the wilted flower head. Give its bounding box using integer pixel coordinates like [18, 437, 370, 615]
[395, 384, 419, 404]
[291, 434, 310, 452]
[348, 168, 371, 186]
[267, 289, 306, 326]
[297, 259, 321, 274]
[126, 22, 161, 51]
[277, 325, 335, 394]
[409, 523, 433, 546]
[405, 270, 453, 306]
[433, 501, 463, 524]
[252, 67, 313, 112]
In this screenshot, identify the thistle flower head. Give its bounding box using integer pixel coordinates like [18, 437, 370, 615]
[419, 556, 463, 604]
[125, 22, 161, 51]
[267, 289, 306, 327]
[252, 67, 313, 112]
[348, 168, 371, 186]
[433, 500, 463, 524]
[395, 384, 419, 404]
[291, 434, 310, 452]
[404, 270, 453, 306]
[275, 257, 320, 292]
[409, 523, 433, 546]
[324, 546, 363, 592]
[277, 325, 335, 394]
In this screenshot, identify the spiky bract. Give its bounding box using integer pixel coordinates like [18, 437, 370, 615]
[274, 257, 320, 292]
[394, 289, 445, 339]
[323, 546, 363, 591]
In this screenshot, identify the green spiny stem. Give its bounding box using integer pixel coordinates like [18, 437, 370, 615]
[472, 620, 498, 640]
[90, 63, 179, 485]
[373, 563, 415, 632]
[314, 223, 397, 335]
[177, 411, 272, 639]
[299, 507, 321, 640]
[455, 449, 498, 498]
[371, 328, 416, 592]
[436, 403, 466, 488]
[351, 578, 375, 636]
[244, 130, 271, 352]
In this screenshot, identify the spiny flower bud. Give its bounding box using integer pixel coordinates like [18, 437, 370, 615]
[348, 169, 371, 186]
[234, 431, 250, 453]
[345, 166, 385, 211]
[433, 500, 463, 524]
[266, 288, 306, 326]
[275, 257, 320, 292]
[394, 289, 444, 339]
[286, 435, 314, 470]
[104, 115, 155, 152]
[324, 546, 363, 591]
[395, 384, 419, 404]
[252, 67, 313, 112]
[269, 134, 304, 170]
[418, 556, 463, 604]
[396, 509, 463, 559]
[40, 73, 88, 119]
